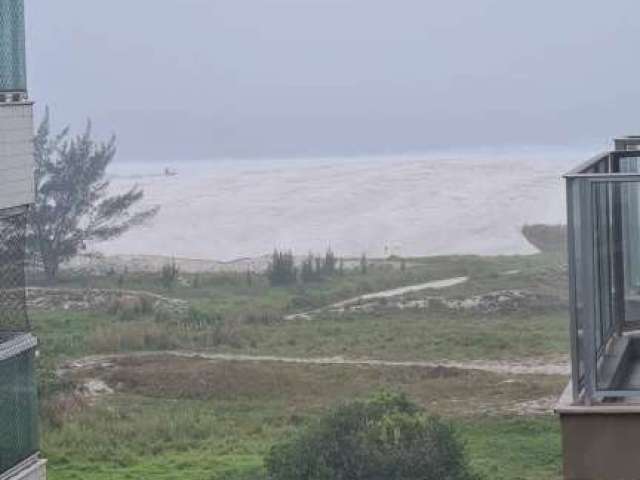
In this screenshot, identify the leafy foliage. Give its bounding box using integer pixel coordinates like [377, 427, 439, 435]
[266, 392, 480, 480]
[29, 110, 158, 280]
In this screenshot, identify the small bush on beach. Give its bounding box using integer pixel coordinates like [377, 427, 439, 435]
[183, 307, 223, 329]
[300, 249, 339, 283]
[267, 250, 297, 286]
[266, 392, 480, 480]
[360, 253, 368, 274]
[161, 258, 180, 291]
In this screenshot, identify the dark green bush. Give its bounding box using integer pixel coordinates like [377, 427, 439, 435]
[267, 250, 297, 286]
[266, 392, 480, 480]
[161, 258, 180, 291]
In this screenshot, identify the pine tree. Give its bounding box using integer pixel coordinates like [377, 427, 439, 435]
[29, 110, 158, 281]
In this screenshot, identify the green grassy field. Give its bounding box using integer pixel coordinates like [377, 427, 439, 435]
[33, 307, 568, 364]
[43, 357, 565, 480]
[32, 239, 569, 479]
[46, 404, 562, 480]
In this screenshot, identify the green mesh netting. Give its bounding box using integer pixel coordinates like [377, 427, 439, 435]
[0, 211, 28, 333]
[0, 0, 27, 92]
[0, 346, 38, 474]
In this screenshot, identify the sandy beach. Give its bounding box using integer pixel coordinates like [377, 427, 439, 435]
[92, 149, 589, 267]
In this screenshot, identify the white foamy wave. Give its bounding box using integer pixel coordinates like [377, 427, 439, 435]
[99, 150, 585, 261]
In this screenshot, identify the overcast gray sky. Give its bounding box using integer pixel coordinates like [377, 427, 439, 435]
[26, 0, 640, 161]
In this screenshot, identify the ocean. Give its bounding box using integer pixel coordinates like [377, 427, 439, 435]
[101, 149, 591, 261]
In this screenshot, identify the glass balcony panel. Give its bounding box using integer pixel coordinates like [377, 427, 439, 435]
[619, 160, 640, 329]
[568, 179, 585, 393]
[591, 182, 619, 391]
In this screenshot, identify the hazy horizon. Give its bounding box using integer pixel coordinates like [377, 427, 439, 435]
[27, 0, 640, 162]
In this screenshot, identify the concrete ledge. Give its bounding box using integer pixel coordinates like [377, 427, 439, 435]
[0, 333, 37, 362]
[0, 457, 46, 480]
[557, 382, 640, 479]
[556, 380, 640, 414]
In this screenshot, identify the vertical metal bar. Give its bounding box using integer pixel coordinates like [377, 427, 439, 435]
[581, 180, 597, 403]
[566, 178, 581, 401]
[611, 157, 626, 336]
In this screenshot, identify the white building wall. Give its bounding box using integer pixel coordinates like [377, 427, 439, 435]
[0, 102, 34, 211]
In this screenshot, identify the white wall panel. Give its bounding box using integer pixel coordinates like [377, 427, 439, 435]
[0, 102, 34, 210]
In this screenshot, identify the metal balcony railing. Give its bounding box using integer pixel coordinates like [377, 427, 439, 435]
[566, 136, 640, 403]
[0, 0, 27, 93]
[0, 209, 37, 475]
[0, 334, 38, 475]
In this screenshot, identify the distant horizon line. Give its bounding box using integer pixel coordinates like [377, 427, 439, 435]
[111, 141, 609, 165]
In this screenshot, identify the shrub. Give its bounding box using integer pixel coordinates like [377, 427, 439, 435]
[324, 248, 337, 275]
[267, 250, 297, 286]
[161, 258, 180, 291]
[300, 254, 315, 283]
[183, 307, 223, 330]
[360, 253, 368, 274]
[266, 392, 480, 480]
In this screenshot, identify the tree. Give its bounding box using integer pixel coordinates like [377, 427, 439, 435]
[29, 111, 158, 281]
[266, 392, 480, 480]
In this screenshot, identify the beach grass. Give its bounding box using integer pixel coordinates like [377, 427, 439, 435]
[34, 246, 568, 480]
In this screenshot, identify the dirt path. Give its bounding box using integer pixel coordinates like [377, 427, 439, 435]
[333, 276, 470, 307]
[65, 350, 569, 377]
[286, 275, 469, 320]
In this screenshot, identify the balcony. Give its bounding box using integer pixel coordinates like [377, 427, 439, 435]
[563, 137, 640, 402]
[0, 210, 43, 479]
[556, 136, 640, 478]
[0, 333, 38, 477]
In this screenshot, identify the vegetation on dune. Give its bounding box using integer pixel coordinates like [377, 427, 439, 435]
[160, 258, 180, 291]
[30, 239, 568, 480]
[268, 248, 343, 286]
